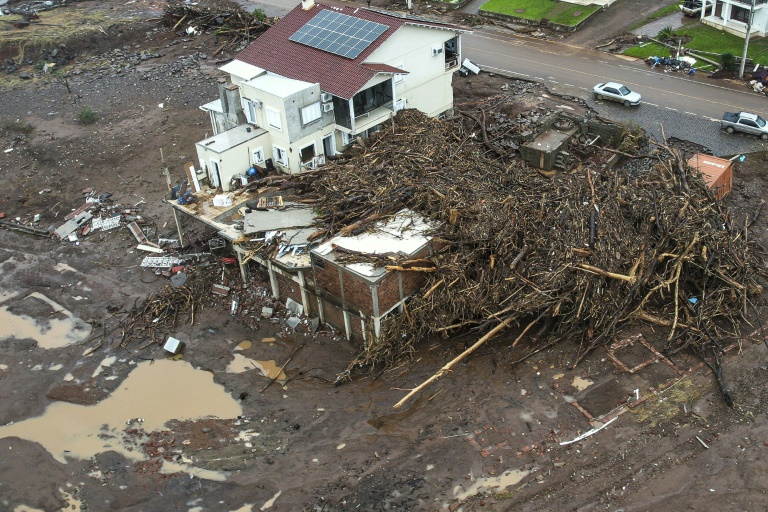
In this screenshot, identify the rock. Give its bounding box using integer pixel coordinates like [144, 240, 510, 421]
[47, 382, 108, 405]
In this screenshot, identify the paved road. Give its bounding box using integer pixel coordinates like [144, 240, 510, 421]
[464, 27, 768, 155]
[232, 0, 768, 155]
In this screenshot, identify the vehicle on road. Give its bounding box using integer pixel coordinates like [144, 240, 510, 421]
[592, 82, 641, 106]
[721, 111, 768, 140]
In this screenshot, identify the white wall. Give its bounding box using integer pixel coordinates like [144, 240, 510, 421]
[366, 25, 459, 116]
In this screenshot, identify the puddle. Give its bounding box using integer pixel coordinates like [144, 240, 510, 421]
[553, 373, 564, 380]
[54, 262, 79, 273]
[226, 354, 287, 382]
[368, 395, 425, 434]
[261, 337, 276, 343]
[260, 491, 281, 510]
[0, 290, 20, 303]
[14, 507, 45, 512]
[161, 460, 227, 481]
[229, 504, 254, 512]
[227, 354, 256, 374]
[453, 468, 530, 500]
[0, 359, 242, 468]
[572, 376, 594, 391]
[0, 292, 91, 349]
[234, 340, 252, 351]
[91, 355, 117, 377]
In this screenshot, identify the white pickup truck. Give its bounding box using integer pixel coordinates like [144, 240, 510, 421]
[721, 111, 768, 140]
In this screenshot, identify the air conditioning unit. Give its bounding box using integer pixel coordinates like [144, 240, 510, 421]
[323, 103, 334, 112]
[251, 99, 262, 109]
[432, 46, 443, 56]
[320, 93, 332, 102]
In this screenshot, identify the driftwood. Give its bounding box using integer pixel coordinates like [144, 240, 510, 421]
[259, 109, 765, 407]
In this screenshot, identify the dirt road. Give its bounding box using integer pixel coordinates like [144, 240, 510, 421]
[1, 1, 767, 511]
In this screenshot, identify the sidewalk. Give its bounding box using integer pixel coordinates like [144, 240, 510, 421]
[631, 10, 685, 37]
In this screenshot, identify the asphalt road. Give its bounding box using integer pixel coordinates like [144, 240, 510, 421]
[464, 27, 768, 120]
[234, 0, 768, 153]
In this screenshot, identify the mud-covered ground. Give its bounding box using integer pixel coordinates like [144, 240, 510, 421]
[1, 1, 768, 511]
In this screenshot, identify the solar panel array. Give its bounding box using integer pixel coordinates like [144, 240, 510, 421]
[289, 10, 388, 60]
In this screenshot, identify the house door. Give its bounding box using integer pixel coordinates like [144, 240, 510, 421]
[209, 159, 221, 188]
[322, 134, 335, 157]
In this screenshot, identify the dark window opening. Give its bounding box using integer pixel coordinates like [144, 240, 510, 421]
[445, 36, 459, 68]
[352, 81, 393, 117]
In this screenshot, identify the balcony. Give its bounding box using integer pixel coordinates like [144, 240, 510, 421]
[354, 103, 395, 133]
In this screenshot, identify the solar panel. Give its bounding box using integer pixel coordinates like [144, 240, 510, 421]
[289, 10, 388, 59]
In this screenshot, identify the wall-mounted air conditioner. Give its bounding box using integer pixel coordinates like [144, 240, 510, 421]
[432, 46, 443, 56]
[252, 99, 262, 109]
[321, 93, 332, 102]
[323, 103, 334, 112]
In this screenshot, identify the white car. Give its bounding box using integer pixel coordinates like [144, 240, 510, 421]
[593, 82, 642, 106]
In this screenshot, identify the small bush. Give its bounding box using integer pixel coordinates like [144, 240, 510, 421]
[1, 118, 36, 134]
[252, 8, 266, 21]
[76, 106, 97, 125]
[720, 52, 736, 71]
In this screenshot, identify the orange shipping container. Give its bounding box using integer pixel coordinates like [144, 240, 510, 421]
[687, 153, 733, 200]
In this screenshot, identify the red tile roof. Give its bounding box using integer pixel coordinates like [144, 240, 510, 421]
[236, 3, 468, 99]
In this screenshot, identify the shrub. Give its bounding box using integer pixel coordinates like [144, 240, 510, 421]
[720, 52, 736, 71]
[252, 8, 266, 21]
[76, 106, 97, 125]
[1, 118, 35, 134]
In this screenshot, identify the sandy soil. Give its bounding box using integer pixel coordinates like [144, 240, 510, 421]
[1, 1, 768, 511]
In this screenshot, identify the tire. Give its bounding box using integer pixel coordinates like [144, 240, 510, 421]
[624, 100, 631, 107]
[726, 126, 734, 134]
[596, 94, 604, 101]
[762, 133, 768, 140]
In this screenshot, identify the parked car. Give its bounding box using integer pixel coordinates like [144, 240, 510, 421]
[721, 111, 768, 140]
[592, 82, 642, 106]
[680, 0, 714, 17]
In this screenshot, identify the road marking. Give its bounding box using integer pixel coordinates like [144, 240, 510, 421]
[665, 107, 678, 111]
[534, 76, 543, 80]
[705, 117, 720, 122]
[564, 84, 573, 87]
[645, 102, 659, 106]
[684, 112, 697, 116]
[549, 80, 559, 83]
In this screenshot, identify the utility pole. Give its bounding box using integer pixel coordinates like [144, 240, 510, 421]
[739, 0, 757, 78]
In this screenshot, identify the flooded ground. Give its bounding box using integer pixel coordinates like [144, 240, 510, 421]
[1, 4, 768, 510]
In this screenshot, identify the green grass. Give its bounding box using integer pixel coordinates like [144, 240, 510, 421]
[627, 3, 683, 31]
[479, 0, 600, 26]
[624, 22, 768, 66]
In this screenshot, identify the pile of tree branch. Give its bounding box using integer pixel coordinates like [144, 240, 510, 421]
[288, 109, 764, 404]
[163, 1, 277, 53]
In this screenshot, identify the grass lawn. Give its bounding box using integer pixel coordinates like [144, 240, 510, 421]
[479, 0, 600, 26]
[624, 23, 768, 66]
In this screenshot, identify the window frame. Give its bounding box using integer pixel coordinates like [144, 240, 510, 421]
[300, 102, 322, 126]
[266, 107, 282, 131]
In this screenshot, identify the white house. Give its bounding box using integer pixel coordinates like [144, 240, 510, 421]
[700, 0, 768, 38]
[194, 0, 471, 190]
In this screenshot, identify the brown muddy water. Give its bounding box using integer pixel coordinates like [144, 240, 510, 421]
[0, 359, 242, 473]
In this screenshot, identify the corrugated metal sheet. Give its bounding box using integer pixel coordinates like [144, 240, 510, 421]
[687, 153, 733, 200]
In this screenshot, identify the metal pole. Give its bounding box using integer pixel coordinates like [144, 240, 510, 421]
[739, 0, 757, 78]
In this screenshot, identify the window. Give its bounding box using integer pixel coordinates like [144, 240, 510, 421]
[301, 102, 322, 125]
[395, 63, 405, 83]
[341, 131, 353, 145]
[273, 146, 289, 166]
[266, 107, 282, 130]
[252, 147, 265, 164]
[243, 99, 258, 124]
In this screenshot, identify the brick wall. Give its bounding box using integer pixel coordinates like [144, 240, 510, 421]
[376, 244, 431, 312]
[313, 255, 374, 316]
[274, 272, 303, 306]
